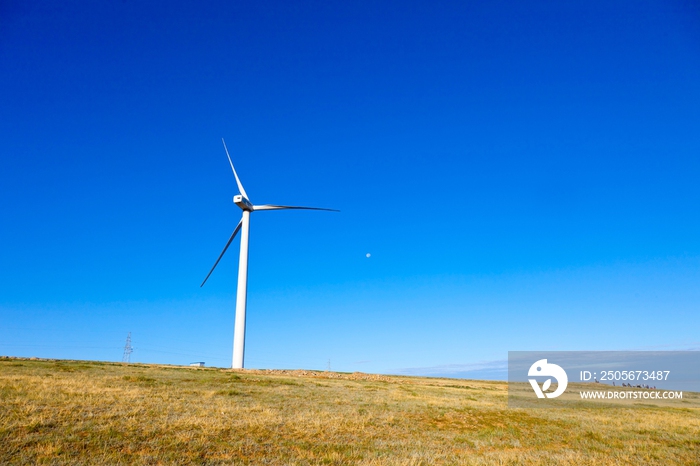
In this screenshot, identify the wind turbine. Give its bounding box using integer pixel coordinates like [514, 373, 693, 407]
[201, 139, 338, 369]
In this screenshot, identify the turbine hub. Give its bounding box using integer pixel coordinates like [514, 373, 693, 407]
[234, 194, 254, 211]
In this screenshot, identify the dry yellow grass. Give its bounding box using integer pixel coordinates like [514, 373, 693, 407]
[1, 357, 698, 465]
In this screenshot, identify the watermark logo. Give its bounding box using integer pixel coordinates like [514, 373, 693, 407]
[509, 351, 700, 408]
[528, 359, 568, 398]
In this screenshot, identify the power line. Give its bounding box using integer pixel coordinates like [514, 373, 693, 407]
[0, 344, 121, 349]
[122, 332, 133, 363]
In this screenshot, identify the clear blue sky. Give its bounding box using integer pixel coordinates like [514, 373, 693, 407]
[1, 1, 698, 377]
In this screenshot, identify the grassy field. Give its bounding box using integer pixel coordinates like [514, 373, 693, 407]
[1, 357, 698, 465]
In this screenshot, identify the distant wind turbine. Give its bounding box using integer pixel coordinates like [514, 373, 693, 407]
[201, 139, 338, 369]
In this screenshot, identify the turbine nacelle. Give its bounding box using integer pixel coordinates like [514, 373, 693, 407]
[233, 194, 253, 211]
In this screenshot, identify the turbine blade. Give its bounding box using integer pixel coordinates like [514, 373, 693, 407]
[200, 218, 243, 287]
[253, 204, 339, 212]
[222, 138, 249, 200]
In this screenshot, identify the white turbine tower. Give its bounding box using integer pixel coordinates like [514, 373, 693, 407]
[201, 139, 338, 369]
